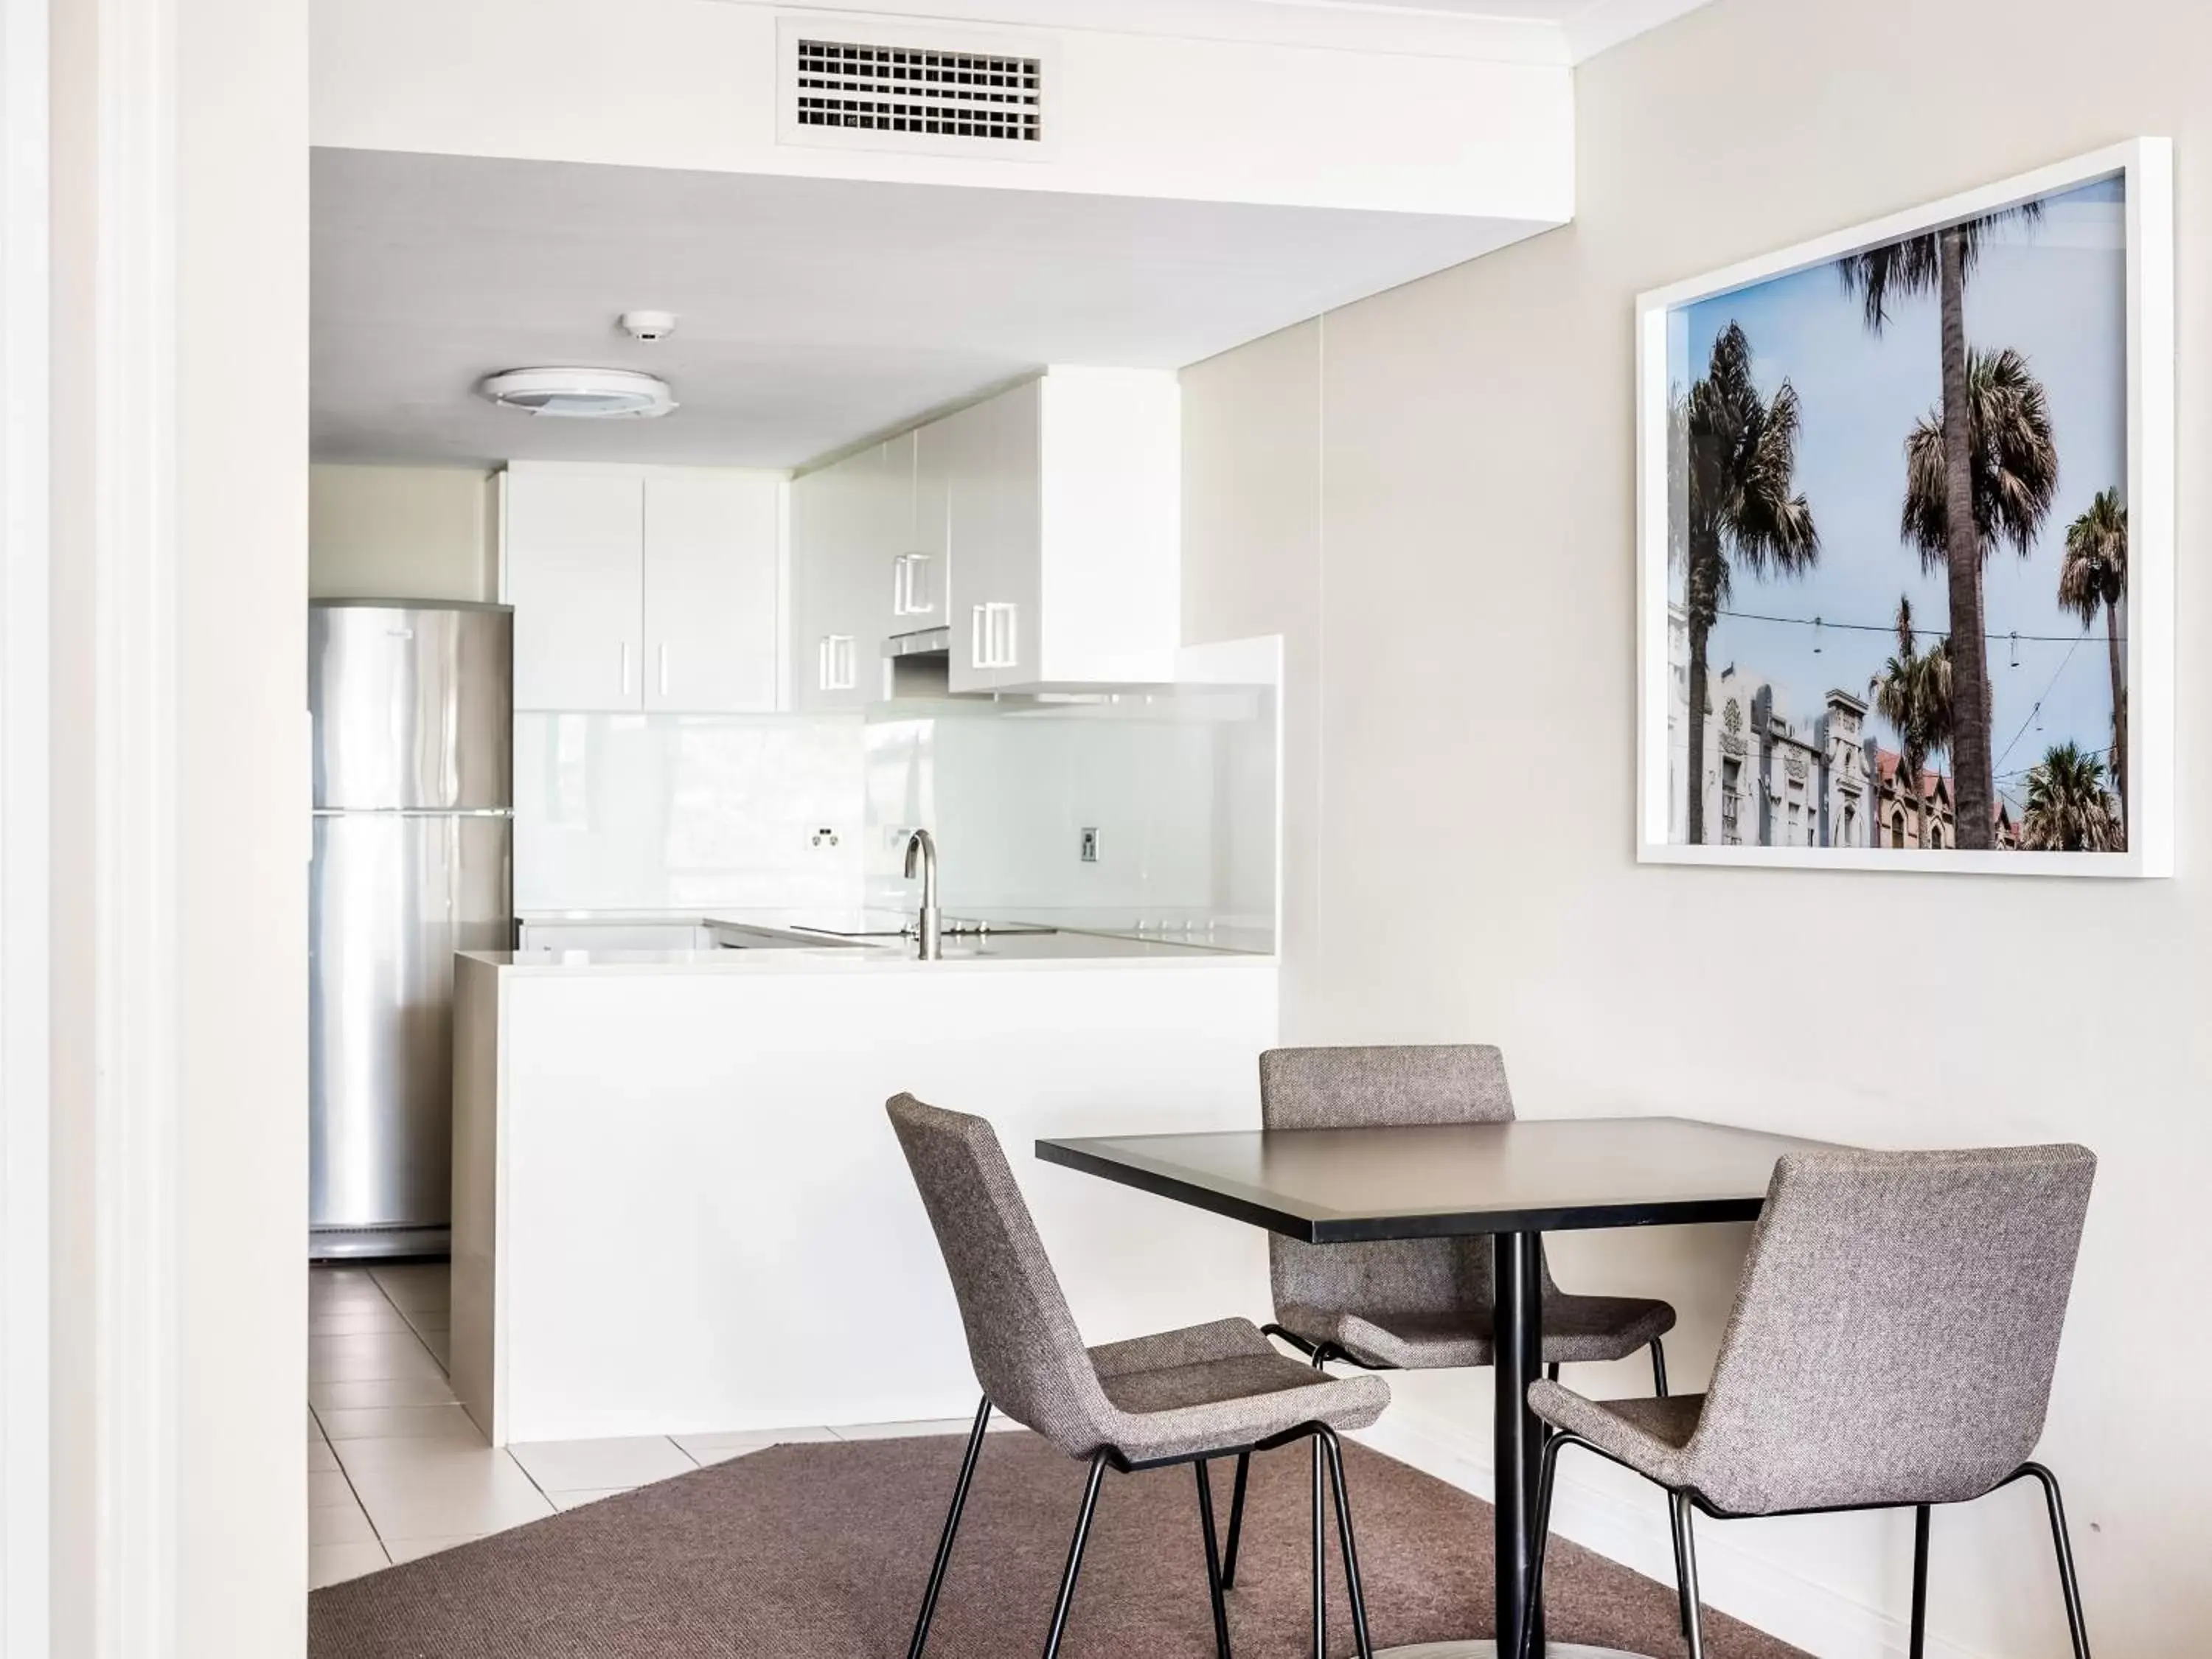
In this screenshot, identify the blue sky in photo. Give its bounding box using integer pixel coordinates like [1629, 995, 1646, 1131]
[1667, 176, 2127, 815]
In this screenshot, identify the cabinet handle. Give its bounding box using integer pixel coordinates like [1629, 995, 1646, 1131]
[995, 602, 1016, 669]
[658, 644, 669, 697]
[970, 605, 988, 669]
[820, 635, 856, 692]
[619, 640, 632, 695]
[894, 553, 933, 617]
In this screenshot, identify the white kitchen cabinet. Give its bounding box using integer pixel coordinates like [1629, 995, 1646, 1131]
[942, 369, 1179, 692]
[792, 437, 917, 711]
[506, 466, 644, 712]
[507, 464, 782, 714]
[944, 385, 1038, 694]
[642, 473, 779, 713]
[790, 461, 862, 711]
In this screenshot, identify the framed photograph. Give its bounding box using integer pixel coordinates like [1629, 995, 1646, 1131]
[1635, 139, 2173, 876]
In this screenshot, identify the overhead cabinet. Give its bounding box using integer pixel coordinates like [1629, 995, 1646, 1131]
[790, 367, 1180, 703]
[791, 434, 917, 712]
[505, 464, 782, 714]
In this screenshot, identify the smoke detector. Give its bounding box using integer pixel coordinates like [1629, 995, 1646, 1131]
[619, 310, 678, 342]
[478, 366, 676, 420]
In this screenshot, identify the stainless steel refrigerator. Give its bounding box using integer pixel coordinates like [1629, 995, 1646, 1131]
[309, 600, 513, 1259]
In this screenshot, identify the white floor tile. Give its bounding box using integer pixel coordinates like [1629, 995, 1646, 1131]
[670, 1426, 839, 1465]
[401, 1308, 451, 1334]
[420, 1332, 452, 1370]
[308, 1470, 358, 1509]
[311, 1307, 415, 1336]
[309, 1542, 390, 1589]
[309, 1498, 378, 1546]
[508, 1436, 693, 1492]
[310, 1376, 459, 1412]
[385, 1534, 485, 1565]
[308, 1335, 448, 1385]
[330, 1435, 507, 1476]
[317, 1404, 484, 1443]
[832, 1418, 984, 1441]
[346, 1450, 554, 1542]
[548, 1487, 636, 1511]
[309, 1439, 341, 1473]
[369, 1264, 450, 1312]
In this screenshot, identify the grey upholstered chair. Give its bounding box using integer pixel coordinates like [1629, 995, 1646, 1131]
[888, 1093, 1392, 1659]
[1521, 1144, 2097, 1659]
[1219, 1044, 1680, 1596]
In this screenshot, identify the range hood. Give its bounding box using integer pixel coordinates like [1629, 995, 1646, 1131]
[883, 626, 952, 698]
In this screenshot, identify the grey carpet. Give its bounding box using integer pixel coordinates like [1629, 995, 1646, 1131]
[310, 1431, 1807, 1658]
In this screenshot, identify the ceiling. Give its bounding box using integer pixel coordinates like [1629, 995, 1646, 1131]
[1245, 0, 1716, 61]
[311, 148, 1548, 471]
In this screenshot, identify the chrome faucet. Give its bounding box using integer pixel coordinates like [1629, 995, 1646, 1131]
[903, 828, 942, 961]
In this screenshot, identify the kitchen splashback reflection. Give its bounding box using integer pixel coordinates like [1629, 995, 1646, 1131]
[514, 713, 865, 912]
[863, 688, 1276, 931]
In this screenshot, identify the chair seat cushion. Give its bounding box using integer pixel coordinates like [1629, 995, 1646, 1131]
[1528, 1380, 1705, 1486]
[1083, 1318, 1388, 1464]
[1274, 1293, 1677, 1371]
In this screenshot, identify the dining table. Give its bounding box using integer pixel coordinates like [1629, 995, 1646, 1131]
[1036, 1113, 1834, 1659]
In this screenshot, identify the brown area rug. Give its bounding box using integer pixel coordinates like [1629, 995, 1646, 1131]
[311, 1432, 1805, 1658]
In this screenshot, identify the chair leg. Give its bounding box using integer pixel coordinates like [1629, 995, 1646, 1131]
[1040, 1453, 1109, 1659]
[1310, 1434, 1327, 1659]
[1545, 1361, 1561, 1384]
[2020, 1464, 2093, 1659]
[1516, 1429, 1571, 1659]
[1670, 1492, 1706, 1659]
[1194, 1459, 1234, 1659]
[1643, 1342, 1686, 1632]
[1909, 1504, 1930, 1659]
[1220, 1450, 1251, 1588]
[1318, 1427, 1376, 1659]
[906, 1396, 992, 1659]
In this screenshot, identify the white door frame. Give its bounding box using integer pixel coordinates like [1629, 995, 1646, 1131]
[0, 0, 50, 1644]
[10, 0, 217, 1646]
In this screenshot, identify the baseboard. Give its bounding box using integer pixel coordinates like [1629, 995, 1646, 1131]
[1351, 1408, 1991, 1659]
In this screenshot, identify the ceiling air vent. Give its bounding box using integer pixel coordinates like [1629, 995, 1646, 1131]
[792, 38, 1043, 147]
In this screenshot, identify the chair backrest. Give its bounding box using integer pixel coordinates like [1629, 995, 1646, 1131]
[1687, 1144, 2096, 1515]
[1261, 1046, 1517, 1323]
[1260, 1044, 1516, 1130]
[886, 1093, 1113, 1452]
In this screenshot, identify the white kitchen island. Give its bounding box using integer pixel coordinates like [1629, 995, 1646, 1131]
[450, 936, 1279, 1445]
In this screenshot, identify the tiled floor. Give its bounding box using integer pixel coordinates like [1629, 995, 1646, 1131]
[310, 1262, 991, 1590]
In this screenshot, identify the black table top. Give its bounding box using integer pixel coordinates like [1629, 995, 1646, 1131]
[1036, 1116, 1839, 1242]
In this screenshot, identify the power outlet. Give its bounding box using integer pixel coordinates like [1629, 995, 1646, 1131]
[1079, 827, 1100, 863]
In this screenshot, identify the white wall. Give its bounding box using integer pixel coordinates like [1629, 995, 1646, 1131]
[49, 0, 307, 1651]
[1181, 2, 2212, 1654]
[309, 463, 497, 601]
[309, 0, 1572, 223]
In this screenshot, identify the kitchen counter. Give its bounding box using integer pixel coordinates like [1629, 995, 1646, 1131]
[450, 925, 1279, 1445]
[512, 905, 1278, 959]
[465, 931, 1258, 975]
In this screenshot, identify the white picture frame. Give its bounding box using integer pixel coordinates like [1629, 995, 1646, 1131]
[1635, 138, 2174, 877]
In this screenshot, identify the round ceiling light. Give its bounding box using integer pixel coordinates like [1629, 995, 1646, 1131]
[479, 366, 676, 420]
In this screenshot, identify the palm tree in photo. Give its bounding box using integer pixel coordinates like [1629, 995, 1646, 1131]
[1897, 345, 2059, 846]
[1677, 321, 1820, 844]
[1868, 596, 1952, 848]
[2020, 741, 2121, 852]
[1839, 200, 2042, 850]
[2058, 488, 2128, 846]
